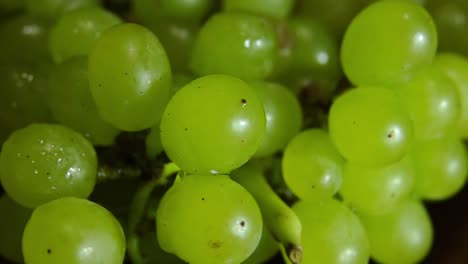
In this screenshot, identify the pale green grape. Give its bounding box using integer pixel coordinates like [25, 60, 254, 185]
[328, 87, 413, 166]
[412, 137, 467, 201]
[341, 0, 437, 86]
[0, 195, 32, 263]
[26, 0, 100, 21]
[88, 23, 172, 131]
[433, 53, 468, 138]
[242, 225, 278, 264]
[190, 12, 278, 80]
[359, 199, 433, 264]
[293, 198, 370, 264]
[146, 123, 164, 159]
[0, 124, 97, 208]
[340, 154, 415, 215]
[250, 81, 302, 157]
[156, 174, 262, 264]
[223, 0, 294, 19]
[397, 65, 461, 140]
[48, 7, 122, 63]
[160, 75, 266, 175]
[282, 129, 344, 202]
[47, 56, 120, 146]
[22, 197, 125, 264]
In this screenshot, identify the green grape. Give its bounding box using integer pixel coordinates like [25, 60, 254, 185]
[190, 12, 278, 80]
[397, 65, 461, 140]
[412, 137, 467, 201]
[132, 0, 213, 25]
[0, 61, 51, 144]
[160, 75, 266, 174]
[0, 195, 32, 263]
[282, 129, 344, 202]
[279, 17, 341, 96]
[48, 7, 122, 63]
[146, 123, 163, 159]
[242, 225, 278, 264]
[340, 154, 415, 215]
[250, 81, 302, 157]
[359, 199, 433, 264]
[146, 20, 199, 73]
[0, 15, 50, 63]
[328, 87, 413, 166]
[293, 198, 370, 264]
[47, 56, 120, 146]
[341, 0, 437, 86]
[433, 53, 468, 138]
[426, 0, 468, 56]
[26, 0, 100, 21]
[223, 0, 294, 19]
[296, 0, 367, 38]
[0, 124, 97, 208]
[88, 23, 172, 131]
[22, 197, 125, 264]
[156, 174, 262, 264]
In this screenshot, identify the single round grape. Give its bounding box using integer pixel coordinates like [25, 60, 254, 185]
[22, 197, 126, 264]
[250, 81, 302, 157]
[397, 65, 461, 140]
[88, 23, 172, 131]
[341, 0, 437, 86]
[157, 174, 262, 264]
[26, 0, 100, 21]
[190, 12, 278, 80]
[340, 154, 415, 215]
[223, 0, 294, 19]
[433, 53, 468, 138]
[293, 198, 370, 264]
[48, 7, 122, 64]
[328, 87, 413, 166]
[359, 199, 433, 264]
[412, 137, 467, 201]
[0, 195, 32, 263]
[160, 75, 266, 175]
[282, 129, 344, 202]
[0, 124, 97, 208]
[47, 57, 120, 146]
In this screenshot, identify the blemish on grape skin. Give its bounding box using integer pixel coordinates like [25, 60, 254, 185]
[241, 98, 247, 108]
[387, 130, 394, 139]
[47, 249, 52, 254]
[201, 197, 205, 201]
[209, 240, 223, 249]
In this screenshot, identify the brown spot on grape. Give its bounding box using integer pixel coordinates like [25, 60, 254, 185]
[209, 240, 223, 249]
[185, 128, 188, 131]
[240, 220, 245, 227]
[47, 249, 52, 254]
[201, 197, 205, 201]
[387, 130, 394, 139]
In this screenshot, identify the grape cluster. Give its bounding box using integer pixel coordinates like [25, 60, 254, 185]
[0, 0, 468, 264]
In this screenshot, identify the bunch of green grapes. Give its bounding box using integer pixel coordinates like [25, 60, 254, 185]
[1, 0, 468, 264]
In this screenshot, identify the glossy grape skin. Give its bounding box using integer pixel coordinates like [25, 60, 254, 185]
[293, 199, 370, 264]
[157, 174, 262, 264]
[47, 57, 120, 146]
[397, 65, 461, 140]
[0, 62, 51, 144]
[412, 137, 467, 201]
[359, 199, 433, 264]
[132, 0, 213, 25]
[280, 17, 341, 95]
[329, 87, 413, 166]
[0, 195, 32, 263]
[190, 12, 278, 80]
[160, 75, 266, 175]
[223, 0, 294, 19]
[48, 7, 121, 64]
[26, 0, 100, 21]
[250, 81, 302, 158]
[0, 124, 97, 208]
[426, 0, 468, 56]
[0, 15, 50, 63]
[340, 154, 415, 215]
[341, 0, 437, 86]
[433, 53, 468, 138]
[22, 197, 125, 264]
[88, 23, 172, 131]
[282, 129, 344, 202]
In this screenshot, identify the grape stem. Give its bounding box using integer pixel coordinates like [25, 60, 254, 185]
[287, 244, 303, 264]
